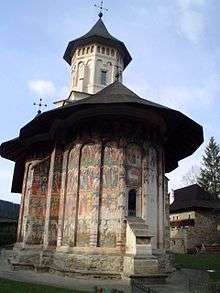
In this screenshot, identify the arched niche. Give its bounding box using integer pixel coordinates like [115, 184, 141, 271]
[77, 143, 101, 247]
[84, 59, 92, 88]
[98, 142, 120, 247]
[62, 144, 80, 246]
[96, 59, 103, 84]
[76, 61, 85, 90]
[26, 158, 50, 245]
[128, 189, 137, 217]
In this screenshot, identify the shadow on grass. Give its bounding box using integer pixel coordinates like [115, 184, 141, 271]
[175, 253, 220, 283]
[0, 278, 89, 293]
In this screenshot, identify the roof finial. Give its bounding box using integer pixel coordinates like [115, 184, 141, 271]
[33, 98, 47, 115]
[94, 0, 108, 18]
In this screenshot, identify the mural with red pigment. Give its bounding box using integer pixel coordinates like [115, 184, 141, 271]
[48, 151, 63, 246]
[77, 143, 101, 247]
[63, 145, 80, 246]
[98, 142, 120, 247]
[26, 158, 50, 245]
[126, 144, 142, 187]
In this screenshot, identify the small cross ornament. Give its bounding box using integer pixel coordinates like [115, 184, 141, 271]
[33, 98, 47, 115]
[94, 0, 108, 18]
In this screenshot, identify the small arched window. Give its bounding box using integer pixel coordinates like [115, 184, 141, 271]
[102, 47, 105, 54]
[128, 189, 136, 217]
[111, 49, 115, 57]
[101, 70, 107, 85]
[106, 48, 110, 55]
[97, 46, 101, 53]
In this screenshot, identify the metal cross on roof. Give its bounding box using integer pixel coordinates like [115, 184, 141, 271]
[94, 0, 108, 18]
[33, 98, 47, 115]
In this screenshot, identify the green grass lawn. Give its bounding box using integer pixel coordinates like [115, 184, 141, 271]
[0, 278, 88, 293]
[175, 253, 220, 283]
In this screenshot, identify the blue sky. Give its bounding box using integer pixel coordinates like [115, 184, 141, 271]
[0, 0, 220, 203]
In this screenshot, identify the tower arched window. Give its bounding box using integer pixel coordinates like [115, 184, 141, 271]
[111, 49, 115, 57]
[106, 48, 110, 55]
[101, 70, 107, 85]
[97, 46, 101, 53]
[102, 47, 106, 54]
[128, 189, 137, 217]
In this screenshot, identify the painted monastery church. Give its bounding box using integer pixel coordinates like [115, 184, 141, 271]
[0, 15, 203, 280]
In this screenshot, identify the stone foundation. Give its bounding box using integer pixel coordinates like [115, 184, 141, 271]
[12, 245, 124, 278]
[123, 255, 159, 276]
[52, 251, 123, 276]
[11, 244, 173, 281]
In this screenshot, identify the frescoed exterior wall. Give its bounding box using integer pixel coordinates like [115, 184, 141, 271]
[15, 120, 169, 275]
[77, 143, 101, 246]
[98, 142, 120, 247]
[126, 144, 142, 187]
[46, 150, 63, 247]
[26, 158, 50, 245]
[62, 144, 80, 246]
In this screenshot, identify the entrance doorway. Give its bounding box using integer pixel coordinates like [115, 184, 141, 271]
[128, 189, 136, 217]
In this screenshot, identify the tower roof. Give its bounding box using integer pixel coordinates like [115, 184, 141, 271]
[63, 19, 132, 68]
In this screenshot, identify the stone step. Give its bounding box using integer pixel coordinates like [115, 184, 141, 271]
[127, 217, 150, 237]
[127, 217, 145, 223]
[129, 223, 149, 229]
[132, 230, 150, 237]
[131, 274, 168, 285]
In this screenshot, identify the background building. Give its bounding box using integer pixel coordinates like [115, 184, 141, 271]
[170, 184, 220, 253]
[0, 200, 20, 246]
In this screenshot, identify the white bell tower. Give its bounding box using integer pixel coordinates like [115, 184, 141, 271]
[54, 15, 131, 106]
[70, 42, 124, 97]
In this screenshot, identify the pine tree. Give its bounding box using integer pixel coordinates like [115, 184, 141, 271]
[198, 137, 220, 198]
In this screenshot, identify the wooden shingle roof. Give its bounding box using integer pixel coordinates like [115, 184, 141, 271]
[0, 82, 203, 193]
[170, 184, 220, 213]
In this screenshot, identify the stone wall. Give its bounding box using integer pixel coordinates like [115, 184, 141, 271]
[170, 210, 220, 253]
[189, 211, 220, 247]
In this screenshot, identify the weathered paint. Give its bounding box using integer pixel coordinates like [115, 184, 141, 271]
[98, 142, 120, 247]
[26, 158, 50, 245]
[14, 121, 171, 276]
[44, 148, 63, 248]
